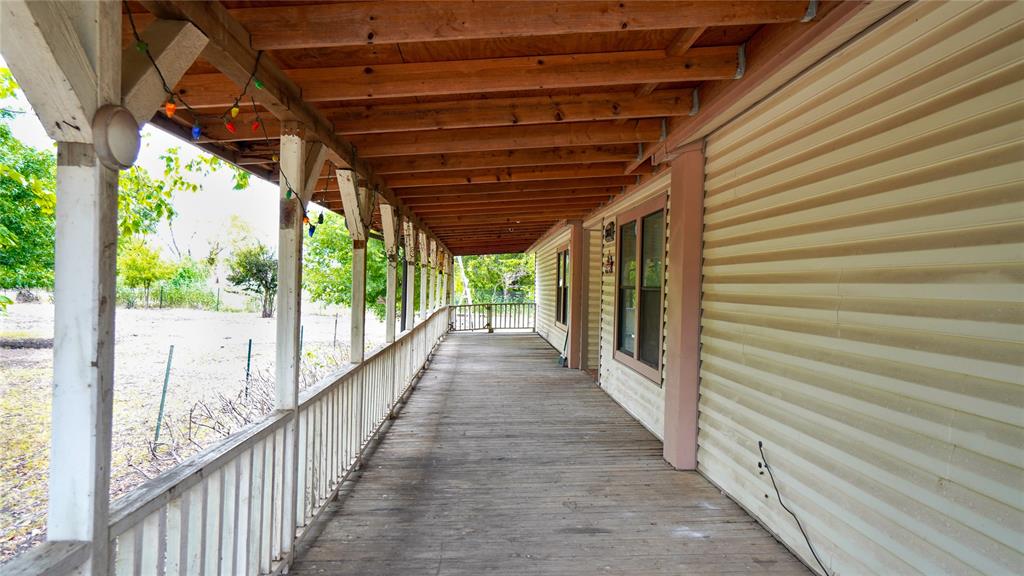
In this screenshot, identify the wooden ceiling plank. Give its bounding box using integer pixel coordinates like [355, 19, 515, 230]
[414, 201, 608, 218]
[331, 89, 693, 134]
[372, 145, 638, 174]
[140, 0, 452, 254]
[352, 120, 663, 157]
[635, 26, 706, 96]
[239, 2, 811, 50]
[400, 188, 621, 206]
[175, 47, 740, 105]
[383, 163, 631, 188]
[395, 176, 636, 197]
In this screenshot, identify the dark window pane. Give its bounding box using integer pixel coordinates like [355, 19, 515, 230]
[638, 288, 660, 366]
[618, 287, 636, 355]
[641, 211, 664, 289]
[619, 222, 636, 287]
[638, 210, 665, 367]
[617, 222, 637, 354]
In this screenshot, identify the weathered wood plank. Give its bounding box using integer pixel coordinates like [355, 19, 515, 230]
[289, 333, 810, 576]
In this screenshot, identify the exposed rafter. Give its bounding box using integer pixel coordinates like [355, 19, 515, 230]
[178, 47, 740, 105]
[234, 1, 812, 50]
[138, 0, 450, 254]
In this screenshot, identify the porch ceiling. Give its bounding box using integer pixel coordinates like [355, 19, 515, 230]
[127, 1, 816, 255]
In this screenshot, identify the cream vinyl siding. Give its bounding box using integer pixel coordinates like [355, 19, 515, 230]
[535, 228, 570, 351]
[698, 2, 1024, 575]
[599, 212, 666, 438]
[586, 228, 602, 370]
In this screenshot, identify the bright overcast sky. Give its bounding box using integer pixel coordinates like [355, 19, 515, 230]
[0, 55, 280, 258]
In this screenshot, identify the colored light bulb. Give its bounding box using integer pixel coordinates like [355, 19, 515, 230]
[191, 124, 201, 141]
[308, 225, 316, 237]
[254, 78, 264, 90]
[225, 120, 236, 133]
[251, 119, 261, 132]
[303, 215, 310, 224]
[164, 98, 176, 118]
[230, 106, 240, 118]
[135, 40, 148, 52]
[272, 154, 279, 162]
[317, 213, 324, 224]
[286, 188, 293, 199]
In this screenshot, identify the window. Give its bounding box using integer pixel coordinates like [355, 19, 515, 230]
[555, 248, 569, 326]
[615, 196, 666, 381]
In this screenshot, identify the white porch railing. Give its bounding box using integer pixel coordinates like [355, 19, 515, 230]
[7, 307, 449, 576]
[448, 303, 536, 332]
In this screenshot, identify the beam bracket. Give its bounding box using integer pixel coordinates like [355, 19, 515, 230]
[735, 44, 747, 79]
[802, 0, 819, 22]
[689, 88, 700, 117]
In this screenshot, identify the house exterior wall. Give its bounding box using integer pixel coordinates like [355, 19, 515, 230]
[697, 2, 1024, 574]
[593, 177, 672, 439]
[534, 228, 571, 352]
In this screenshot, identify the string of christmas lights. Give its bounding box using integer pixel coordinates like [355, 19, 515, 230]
[123, 2, 325, 235]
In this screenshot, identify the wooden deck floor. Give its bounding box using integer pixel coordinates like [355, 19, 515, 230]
[290, 333, 810, 575]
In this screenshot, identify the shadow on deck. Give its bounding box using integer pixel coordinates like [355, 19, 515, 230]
[290, 333, 810, 575]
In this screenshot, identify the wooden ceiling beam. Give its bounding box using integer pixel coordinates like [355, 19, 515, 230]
[437, 230, 551, 241]
[646, 1, 875, 168]
[635, 27, 706, 96]
[396, 177, 636, 197]
[351, 120, 663, 158]
[401, 188, 621, 206]
[413, 199, 608, 217]
[238, 2, 811, 50]
[331, 90, 693, 134]
[383, 163, 632, 188]
[139, 0, 451, 254]
[176, 47, 740, 105]
[371, 145, 639, 174]
[421, 211, 590, 225]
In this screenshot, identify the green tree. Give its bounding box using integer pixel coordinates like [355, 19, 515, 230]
[227, 242, 278, 318]
[456, 253, 535, 303]
[119, 238, 175, 306]
[303, 212, 389, 319]
[0, 122, 56, 289]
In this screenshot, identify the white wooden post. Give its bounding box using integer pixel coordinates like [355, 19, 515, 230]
[275, 124, 307, 556]
[447, 253, 455, 306]
[381, 203, 400, 343]
[419, 231, 429, 322]
[338, 169, 369, 362]
[2, 2, 121, 573]
[403, 221, 417, 327]
[428, 239, 437, 311]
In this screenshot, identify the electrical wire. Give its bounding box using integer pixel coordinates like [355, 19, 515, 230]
[758, 441, 832, 576]
[124, 2, 320, 228]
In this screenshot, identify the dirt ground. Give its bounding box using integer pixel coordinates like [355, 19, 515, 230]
[0, 302, 388, 562]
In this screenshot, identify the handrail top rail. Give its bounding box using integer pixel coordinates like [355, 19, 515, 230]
[108, 305, 451, 538]
[450, 302, 535, 307]
[299, 305, 449, 407]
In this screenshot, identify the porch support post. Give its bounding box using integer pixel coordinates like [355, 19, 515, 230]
[663, 141, 705, 470]
[579, 228, 595, 371]
[275, 124, 307, 553]
[402, 221, 417, 328]
[567, 220, 586, 369]
[338, 169, 370, 362]
[428, 239, 437, 311]
[447, 253, 455, 305]
[419, 230, 429, 321]
[381, 202, 401, 343]
[2, 2, 120, 573]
